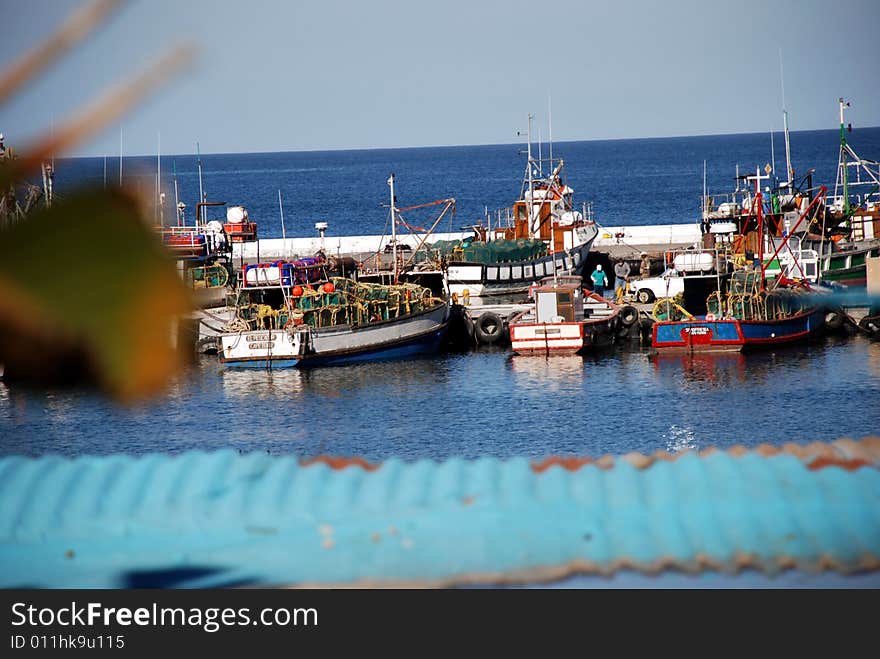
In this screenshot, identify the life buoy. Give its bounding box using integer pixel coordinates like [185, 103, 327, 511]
[474, 311, 504, 345]
[620, 305, 639, 327]
[705, 312, 716, 321]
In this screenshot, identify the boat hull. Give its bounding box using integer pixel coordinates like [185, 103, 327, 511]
[446, 227, 597, 298]
[301, 304, 449, 366]
[817, 242, 880, 287]
[651, 307, 826, 354]
[219, 328, 304, 368]
[509, 295, 621, 356]
[219, 304, 449, 369]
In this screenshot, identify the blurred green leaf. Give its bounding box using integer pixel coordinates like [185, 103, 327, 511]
[0, 187, 194, 400]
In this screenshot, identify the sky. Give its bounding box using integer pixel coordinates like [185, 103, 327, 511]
[1, 0, 879, 157]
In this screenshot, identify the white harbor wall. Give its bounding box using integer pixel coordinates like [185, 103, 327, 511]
[592, 223, 702, 247]
[230, 223, 704, 260]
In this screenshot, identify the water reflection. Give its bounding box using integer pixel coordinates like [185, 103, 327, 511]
[651, 353, 747, 387]
[864, 340, 880, 378]
[215, 354, 450, 400]
[663, 424, 700, 453]
[507, 354, 586, 392]
[649, 345, 838, 389]
[221, 367, 308, 400]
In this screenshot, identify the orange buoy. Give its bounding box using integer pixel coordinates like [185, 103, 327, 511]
[292, 285, 304, 297]
[323, 282, 335, 293]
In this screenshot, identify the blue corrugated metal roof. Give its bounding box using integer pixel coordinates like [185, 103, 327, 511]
[0, 440, 878, 587]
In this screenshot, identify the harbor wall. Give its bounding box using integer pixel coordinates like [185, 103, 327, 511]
[231, 223, 704, 260]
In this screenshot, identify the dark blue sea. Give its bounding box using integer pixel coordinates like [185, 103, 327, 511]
[3, 129, 880, 458]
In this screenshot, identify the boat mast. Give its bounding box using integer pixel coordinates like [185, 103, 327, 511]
[197, 141, 205, 226]
[780, 50, 793, 191]
[278, 189, 287, 258]
[839, 97, 851, 222]
[702, 159, 707, 217]
[388, 173, 398, 282]
[755, 166, 765, 291]
[548, 95, 553, 168]
[526, 113, 534, 238]
[172, 159, 180, 226]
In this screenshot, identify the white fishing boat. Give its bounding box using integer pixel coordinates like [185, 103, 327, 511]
[508, 276, 631, 355]
[218, 277, 450, 369]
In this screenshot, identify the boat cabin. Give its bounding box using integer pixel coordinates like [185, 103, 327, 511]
[534, 281, 583, 323]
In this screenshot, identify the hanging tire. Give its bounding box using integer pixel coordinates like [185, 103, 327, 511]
[824, 310, 844, 331]
[620, 305, 639, 327]
[474, 311, 504, 345]
[639, 317, 655, 343]
[859, 315, 880, 336]
[636, 289, 654, 304]
[196, 337, 219, 355]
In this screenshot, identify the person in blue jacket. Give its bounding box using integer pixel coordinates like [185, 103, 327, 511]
[590, 264, 608, 298]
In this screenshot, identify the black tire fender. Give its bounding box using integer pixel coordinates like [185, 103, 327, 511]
[620, 305, 639, 327]
[824, 310, 844, 331]
[474, 311, 504, 345]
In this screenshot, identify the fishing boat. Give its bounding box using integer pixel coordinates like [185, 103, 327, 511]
[434, 115, 598, 298]
[651, 298, 826, 354]
[508, 276, 632, 355]
[218, 276, 449, 368]
[653, 180, 832, 354]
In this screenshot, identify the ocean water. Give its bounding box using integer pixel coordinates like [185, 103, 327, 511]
[2, 337, 879, 459]
[3, 128, 880, 459]
[52, 127, 880, 239]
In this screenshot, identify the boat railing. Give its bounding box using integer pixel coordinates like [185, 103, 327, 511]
[702, 192, 753, 219]
[158, 225, 229, 260]
[825, 191, 880, 213]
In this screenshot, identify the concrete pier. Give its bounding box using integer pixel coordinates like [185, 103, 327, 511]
[230, 223, 704, 263]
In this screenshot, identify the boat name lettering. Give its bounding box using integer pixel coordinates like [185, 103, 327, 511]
[684, 327, 710, 335]
[535, 328, 562, 335]
[246, 334, 274, 342]
[248, 342, 275, 350]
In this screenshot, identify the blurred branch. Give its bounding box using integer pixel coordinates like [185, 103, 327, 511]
[1, 44, 196, 183]
[0, 0, 124, 104]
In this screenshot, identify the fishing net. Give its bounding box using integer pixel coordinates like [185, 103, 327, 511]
[428, 238, 548, 263]
[233, 277, 442, 331]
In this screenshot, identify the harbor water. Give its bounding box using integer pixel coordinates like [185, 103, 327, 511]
[4, 128, 880, 457]
[2, 336, 879, 459]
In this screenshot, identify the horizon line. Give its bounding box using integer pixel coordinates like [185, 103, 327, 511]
[62, 124, 880, 160]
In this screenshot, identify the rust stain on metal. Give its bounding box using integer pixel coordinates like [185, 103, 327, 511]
[299, 455, 379, 471]
[530, 456, 594, 472]
[807, 456, 872, 471]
